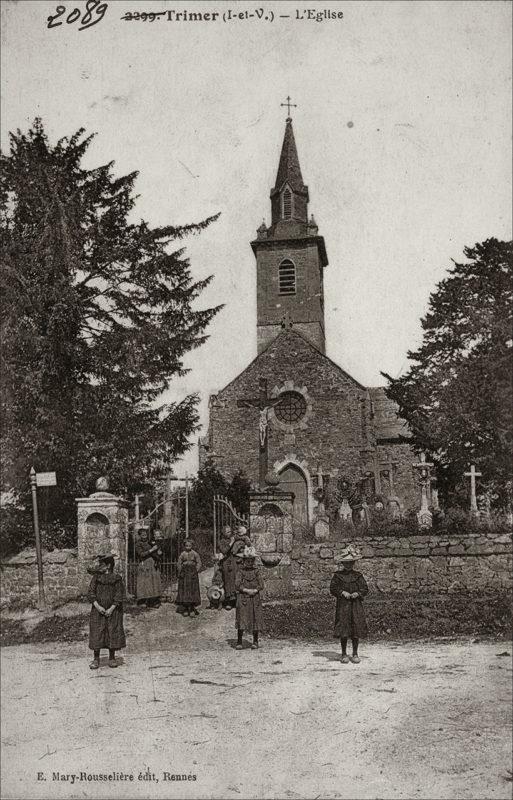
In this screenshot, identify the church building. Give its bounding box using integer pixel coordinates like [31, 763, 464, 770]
[199, 114, 418, 526]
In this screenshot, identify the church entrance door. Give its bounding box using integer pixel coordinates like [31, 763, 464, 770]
[278, 464, 309, 528]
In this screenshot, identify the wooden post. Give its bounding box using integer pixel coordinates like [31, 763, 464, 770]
[213, 496, 217, 555]
[185, 474, 189, 539]
[29, 467, 46, 609]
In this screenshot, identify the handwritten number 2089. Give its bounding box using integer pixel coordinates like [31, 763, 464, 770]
[47, 0, 108, 31]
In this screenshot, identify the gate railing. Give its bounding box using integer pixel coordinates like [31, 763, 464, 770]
[213, 495, 249, 554]
[124, 493, 186, 601]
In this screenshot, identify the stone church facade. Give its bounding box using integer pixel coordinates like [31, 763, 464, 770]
[200, 116, 418, 526]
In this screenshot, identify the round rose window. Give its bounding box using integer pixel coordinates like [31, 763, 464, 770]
[274, 391, 307, 425]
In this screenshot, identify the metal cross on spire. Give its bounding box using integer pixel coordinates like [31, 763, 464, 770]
[281, 95, 297, 118]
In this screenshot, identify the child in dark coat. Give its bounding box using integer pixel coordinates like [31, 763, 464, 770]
[235, 546, 264, 650]
[330, 548, 369, 664]
[87, 554, 126, 669]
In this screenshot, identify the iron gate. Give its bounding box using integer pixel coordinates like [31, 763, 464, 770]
[213, 495, 249, 554]
[124, 489, 187, 602]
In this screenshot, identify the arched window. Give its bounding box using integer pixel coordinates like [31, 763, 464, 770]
[279, 259, 296, 295]
[282, 188, 292, 219]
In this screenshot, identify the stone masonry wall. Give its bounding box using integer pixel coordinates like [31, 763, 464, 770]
[256, 239, 325, 353]
[0, 548, 79, 608]
[286, 531, 512, 598]
[211, 329, 368, 486]
[207, 329, 418, 514]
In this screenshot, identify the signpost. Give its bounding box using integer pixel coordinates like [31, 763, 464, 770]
[35, 471, 57, 488]
[30, 467, 56, 609]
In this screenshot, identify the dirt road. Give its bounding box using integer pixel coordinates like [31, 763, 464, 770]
[1, 603, 512, 800]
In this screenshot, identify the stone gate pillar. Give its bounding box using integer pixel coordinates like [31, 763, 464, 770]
[249, 474, 295, 599]
[75, 477, 129, 591]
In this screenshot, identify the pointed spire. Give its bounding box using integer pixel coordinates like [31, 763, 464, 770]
[273, 118, 306, 194]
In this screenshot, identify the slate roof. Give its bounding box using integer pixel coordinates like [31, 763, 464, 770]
[273, 118, 307, 194]
[215, 328, 366, 397]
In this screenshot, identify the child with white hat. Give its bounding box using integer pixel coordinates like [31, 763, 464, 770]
[329, 546, 369, 664]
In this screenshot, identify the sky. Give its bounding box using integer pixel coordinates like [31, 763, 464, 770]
[2, 0, 512, 477]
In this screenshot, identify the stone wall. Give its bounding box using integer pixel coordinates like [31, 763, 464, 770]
[209, 330, 368, 487]
[260, 530, 512, 599]
[256, 238, 325, 353]
[203, 328, 418, 518]
[0, 548, 79, 608]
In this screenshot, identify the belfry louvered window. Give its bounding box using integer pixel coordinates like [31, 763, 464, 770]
[279, 259, 296, 295]
[282, 188, 292, 219]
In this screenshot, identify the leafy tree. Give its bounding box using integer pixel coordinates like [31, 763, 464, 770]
[188, 462, 251, 529]
[1, 120, 221, 526]
[188, 460, 229, 529]
[383, 239, 513, 505]
[228, 469, 251, 516]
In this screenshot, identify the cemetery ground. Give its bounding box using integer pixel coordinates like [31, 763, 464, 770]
[1, 575, 512, 800]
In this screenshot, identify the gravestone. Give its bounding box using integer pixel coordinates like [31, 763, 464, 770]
[338, 498, 353, 524]
[76, 477, 129, 591]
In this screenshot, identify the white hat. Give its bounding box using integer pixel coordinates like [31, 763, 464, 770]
[207, 585, 225, 602]
[243, 546, 257, 560]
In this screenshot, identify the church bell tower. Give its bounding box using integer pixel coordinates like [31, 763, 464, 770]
[251, 108, 328, 354]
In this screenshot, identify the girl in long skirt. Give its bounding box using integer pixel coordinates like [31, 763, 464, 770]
[175, 540, 202, 616]
[87, 554, 126, 669]
[135, 527, 162, 608]
[218, 526, 237, 609]
[329, 547, 369, 664]
[235, 546, 264, 650]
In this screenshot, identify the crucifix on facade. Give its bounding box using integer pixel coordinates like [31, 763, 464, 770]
[237, 378, 281, 489]
[464, 464, 482, 514]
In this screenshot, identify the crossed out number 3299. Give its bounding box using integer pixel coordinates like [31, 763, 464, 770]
[47, 0, 108, 31]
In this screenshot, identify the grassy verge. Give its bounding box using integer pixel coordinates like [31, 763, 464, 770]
[0, 604, 149, 647]
[263, 591, 512, 641]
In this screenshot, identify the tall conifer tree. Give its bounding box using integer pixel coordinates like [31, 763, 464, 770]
[383, 239, 512, 503]
[1, 120, 221, 522]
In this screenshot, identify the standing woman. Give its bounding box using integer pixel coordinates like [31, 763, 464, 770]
[87, 554, 126, 669]
[235, 546, 264, 650]
[330, 547, 369, 664]
[135, 526, 162, 608]
[176, 539, 202, 616]
[218, 525, 237, 610]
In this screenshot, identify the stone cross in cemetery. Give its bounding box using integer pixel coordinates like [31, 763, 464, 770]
[464, 464, 482, 515]
[430, 476, 442, 515]
[413, 452, 434, 529]
[237, 378, 282, 489]
[380, 454, 399, 495]
[313, 465, 330, 541]
[360, 449, 381, 494]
